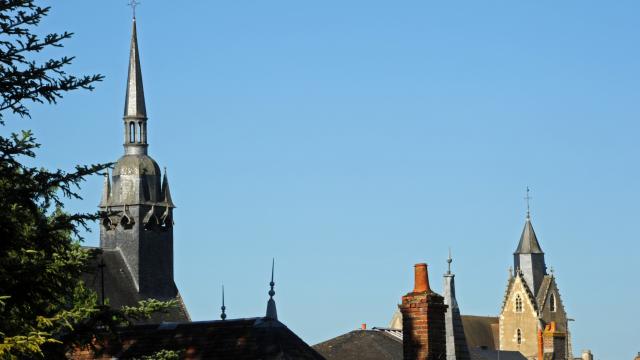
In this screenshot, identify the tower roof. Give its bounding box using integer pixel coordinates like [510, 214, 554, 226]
[124, 19, 147, 120]
[514, 217, 543, 254]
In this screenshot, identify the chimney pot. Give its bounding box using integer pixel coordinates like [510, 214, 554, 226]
[413, 263, 430, 293]
[361, 323, 367, 330]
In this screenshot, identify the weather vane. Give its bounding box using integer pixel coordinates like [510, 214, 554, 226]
[127, 0, 140, 19]
[524, 186, 532, 219]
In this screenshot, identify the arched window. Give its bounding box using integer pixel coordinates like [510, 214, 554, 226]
[129, 122, 135, 143]
[138, 122, 143, 143]
[550, 293, 556, 312]
[515, 294, 523, 312]
[516, 328, 522, 344]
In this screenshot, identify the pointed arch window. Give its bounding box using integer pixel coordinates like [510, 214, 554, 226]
[515, 294, 523, 312]
[138, 121, 143, 143]
[516, 328, 522, 344]
[550, 293, 556, 312]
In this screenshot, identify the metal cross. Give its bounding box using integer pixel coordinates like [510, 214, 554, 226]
[128, 0, 141, 19]
[524, 186, 532, 219]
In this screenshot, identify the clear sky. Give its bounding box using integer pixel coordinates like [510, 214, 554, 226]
[8, 1, 639, 358]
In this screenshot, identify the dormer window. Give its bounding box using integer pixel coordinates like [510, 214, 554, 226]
[515, 294, 523, 312]
[550, 293, 556, 312]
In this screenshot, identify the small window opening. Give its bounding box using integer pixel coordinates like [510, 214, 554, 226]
[516, 328, 522, 344]
[515, 294, 523, 312]
[138, 122, 143, 143]
[129, 122, 135, 143]
[550, 293, 556, 312]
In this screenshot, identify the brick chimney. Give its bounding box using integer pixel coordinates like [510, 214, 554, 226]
[540, 321, 567, 360]
[399, 263, 447, 360]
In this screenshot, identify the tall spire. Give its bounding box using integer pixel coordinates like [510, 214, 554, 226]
[124, 19, 146, 120]
[265, 258, 278, 320]
[123, 16, 148, 155]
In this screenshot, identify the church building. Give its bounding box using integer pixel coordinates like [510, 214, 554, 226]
[314, 204, 577, 360]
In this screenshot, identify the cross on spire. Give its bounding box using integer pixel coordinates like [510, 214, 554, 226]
[525, 186, 532, 220]
[127, 0, 140, 19]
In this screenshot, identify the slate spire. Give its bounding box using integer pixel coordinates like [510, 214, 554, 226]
[443, 251, 470, 360]
[124, 18, 146, 120]
[123, 18, 148, 155]
[513, 188, 547, 295]
[265, 259, 278, 320]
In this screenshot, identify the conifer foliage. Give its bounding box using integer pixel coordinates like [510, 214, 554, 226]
[0, 1, 175, 358]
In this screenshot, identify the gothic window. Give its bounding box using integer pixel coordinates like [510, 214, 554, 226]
[138, 122, 143, 143]
[515, 294, 523, 312]
[129, 122, 135, 143]
[516, 328, 522, 344]
[550, 293, 556, 312]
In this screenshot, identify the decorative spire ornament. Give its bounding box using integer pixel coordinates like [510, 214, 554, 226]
[265, 258, 278, 320]
[220, 284, 227, 320]
[446, 248, 453, 275]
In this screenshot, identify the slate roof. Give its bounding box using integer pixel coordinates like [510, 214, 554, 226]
[72, 317, 324, 360]
[514, 218, 543, 254]
[81, 248, 190, 323]
[313, 329, 402, 360]
[461, 315, 499, 350]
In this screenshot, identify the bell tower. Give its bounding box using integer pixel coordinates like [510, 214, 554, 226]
[99, 18, 177, 300]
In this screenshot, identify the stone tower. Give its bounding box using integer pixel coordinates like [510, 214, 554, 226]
[499, 209, 570, 360]
[99, 18, 177, 300]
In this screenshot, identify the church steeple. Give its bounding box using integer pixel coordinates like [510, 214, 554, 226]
[123, 18, 148, 155]
[513, 188, 547, 295]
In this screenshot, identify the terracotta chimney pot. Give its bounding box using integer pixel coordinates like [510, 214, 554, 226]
[361, 323, 367, 330]
[413, 263, 430, 293]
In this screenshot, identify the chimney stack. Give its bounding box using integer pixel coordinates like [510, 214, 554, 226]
[413, 263, 430, 293]
[399, 262, 447, 360]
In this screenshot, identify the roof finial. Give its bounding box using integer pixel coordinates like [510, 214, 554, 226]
[128, 0, 140, 19]
[220, 284, 227, 320]
[265, 258, 278, 320]
[525, 186, 532, 220]
[446, 248, 453, 275]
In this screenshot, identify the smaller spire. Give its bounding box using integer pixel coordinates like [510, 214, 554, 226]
[99, 170, 111, 207]
[161, 167, 175, 207]
[265, 258, 278, 320]
[446, 248, 453, 275]
[220, 284, 227, 320]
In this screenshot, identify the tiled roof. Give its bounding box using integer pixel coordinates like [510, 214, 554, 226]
[72, 317, 324, 360]
[81, 248, 190, 323]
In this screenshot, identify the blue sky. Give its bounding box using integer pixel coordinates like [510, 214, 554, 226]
[8, 1, 640, 358]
